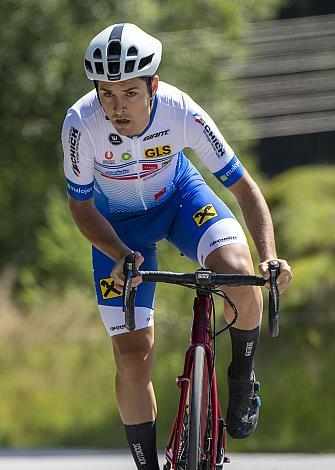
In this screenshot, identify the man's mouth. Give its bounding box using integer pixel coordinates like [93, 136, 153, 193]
[114, 118, 130, 126]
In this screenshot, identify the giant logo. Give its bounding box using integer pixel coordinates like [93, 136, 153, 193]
[143, 129, 170, 141]
[144, 145, 172, 159]
[69, 127, 81, 176]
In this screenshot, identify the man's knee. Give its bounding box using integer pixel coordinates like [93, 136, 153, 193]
[205, 244, 263, 320]
[112, 327, 154, 383]
[205, 243, 254, 274]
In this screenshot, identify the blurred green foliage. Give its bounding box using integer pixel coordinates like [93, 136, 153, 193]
[0, 0, 282, 265]
[265, 166, 335, 313]
[1, 0, 335, 453]
[2, 275, 335, 451]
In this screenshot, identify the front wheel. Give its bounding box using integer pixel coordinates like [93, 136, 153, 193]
[187, 345, 211, 469]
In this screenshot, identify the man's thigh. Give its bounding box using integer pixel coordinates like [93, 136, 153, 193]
[92, 244, 157, 336]
[168, 182, 248, 266]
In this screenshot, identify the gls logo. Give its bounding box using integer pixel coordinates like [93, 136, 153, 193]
[109, 133, 123, 145]
[144, 145, 172, 159]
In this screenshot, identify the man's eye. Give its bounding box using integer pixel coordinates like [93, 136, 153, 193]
[104, 91, 113, 97]
[127, 92, 136, 97]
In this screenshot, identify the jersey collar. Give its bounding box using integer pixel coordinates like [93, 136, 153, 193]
[127, 94, 158, 139]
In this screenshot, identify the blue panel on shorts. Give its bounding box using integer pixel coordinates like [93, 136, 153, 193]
[91, 165, 238, 311]
[167, 183, 234, 262]
[66, 178, 94, 200]
[93, 245, 157, 310]
[213, 155, 244, 187]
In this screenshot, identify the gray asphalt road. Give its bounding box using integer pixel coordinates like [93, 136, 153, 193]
[0, 450, 335, 469]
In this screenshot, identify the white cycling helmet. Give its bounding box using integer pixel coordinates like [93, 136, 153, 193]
[84, 23, 162, 82]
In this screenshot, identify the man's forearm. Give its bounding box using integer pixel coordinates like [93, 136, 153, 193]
[242, 187, 277, 261]
[232, 175, 277, 261]
[69, 202, 132, 261]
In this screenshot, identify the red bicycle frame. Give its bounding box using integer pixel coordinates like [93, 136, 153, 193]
[165, 293, 227, 469]
[123, 257, 279, 468]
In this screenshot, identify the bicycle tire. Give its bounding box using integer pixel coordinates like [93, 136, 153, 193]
[187, 345, 211, 470]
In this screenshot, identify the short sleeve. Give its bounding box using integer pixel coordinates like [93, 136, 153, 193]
[61, 109, 95, 200]
[184, 95, 244, 187]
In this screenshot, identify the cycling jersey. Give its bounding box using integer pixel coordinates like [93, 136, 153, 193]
[62, 81, 244, 213]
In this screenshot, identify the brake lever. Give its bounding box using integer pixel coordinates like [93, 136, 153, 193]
[123, 253, 138, 331]
[268, 260, 280, 337]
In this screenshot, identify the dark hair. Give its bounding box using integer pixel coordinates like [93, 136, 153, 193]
[94, 76, 154, 105]
[140, 76, 153, 96]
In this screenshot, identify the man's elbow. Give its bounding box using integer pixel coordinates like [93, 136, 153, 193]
[67, 196, 93, 218]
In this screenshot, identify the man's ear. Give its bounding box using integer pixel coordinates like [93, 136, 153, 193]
[151, 74, 159, 95]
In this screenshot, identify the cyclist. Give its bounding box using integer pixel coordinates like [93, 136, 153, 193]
[62, 23, 292, 469]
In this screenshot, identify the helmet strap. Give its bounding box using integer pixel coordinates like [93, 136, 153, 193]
[94, 80, 102, 105]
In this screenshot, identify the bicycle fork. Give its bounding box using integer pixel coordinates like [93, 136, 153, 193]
[165, 295, 228, 469]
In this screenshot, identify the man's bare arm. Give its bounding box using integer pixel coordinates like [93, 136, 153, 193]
[228, 170, 292, 293]
[229, 170, 277, 261]
[68, 196, 132, 261]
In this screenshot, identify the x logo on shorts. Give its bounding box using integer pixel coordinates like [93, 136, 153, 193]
[192, 204, 218, 227]
[100, 278, 122, 299]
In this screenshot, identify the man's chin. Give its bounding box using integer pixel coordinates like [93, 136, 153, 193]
[113, 123, 135, 136]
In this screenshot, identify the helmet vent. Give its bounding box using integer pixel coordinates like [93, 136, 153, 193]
[85, 59, 93, 74]
[93, 48, 102, 59]
[138, 54, 154, 70]
[107, 41, 121, 59]
[95, 62, 104, 75]
[127, 46, 138, 57]
[108, 61, 120, 75]
[125, 60, 136, 73]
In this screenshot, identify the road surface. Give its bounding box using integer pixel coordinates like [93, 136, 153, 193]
[0, 450, 334, 469]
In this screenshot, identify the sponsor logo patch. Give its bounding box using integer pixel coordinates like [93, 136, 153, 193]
[214, 155, 244, 187]
[245, 341, 254, 357]
[143, 129, 170, 141]
[192, 204, 218, 227]
[193, 113, 226, 158]
[111, 324, 126, 332]
[154, 187, 167, 200]
[222, 160, 240, 180]
[103, 169, 129, 176]
[100, 278, 122, 300]
[105, 151, 114, 160]
[66, 183, 92, 195]
[144, 145, 172, 159]
[142, 163, 158, 171]
[109, 133, 123, 145]
[133, 443, 147, 465]
[209, 236, 237, 247]
[121, 152, 132, 161]
[68, 127, 81, 176]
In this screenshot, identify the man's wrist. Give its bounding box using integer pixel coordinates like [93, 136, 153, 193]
[114, 249, 134, 262]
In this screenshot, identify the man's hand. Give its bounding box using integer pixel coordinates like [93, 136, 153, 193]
[258, 258, 293, 294]
[111, 251, 144, 292]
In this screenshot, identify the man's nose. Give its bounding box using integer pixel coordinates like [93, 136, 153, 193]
[113, 97, 126, 114]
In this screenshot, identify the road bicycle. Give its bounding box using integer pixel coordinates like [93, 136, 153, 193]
[122, 254, 280, 469]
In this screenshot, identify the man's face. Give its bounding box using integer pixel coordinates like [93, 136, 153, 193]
[98, 76, 158, 136]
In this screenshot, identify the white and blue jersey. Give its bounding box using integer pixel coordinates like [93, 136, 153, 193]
[61, 81, 248, 336]
[62, 81, 244, 214]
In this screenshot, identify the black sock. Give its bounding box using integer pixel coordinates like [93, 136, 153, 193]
[124, 420, 160, 469]
[229, 325, 261, 380]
